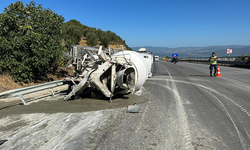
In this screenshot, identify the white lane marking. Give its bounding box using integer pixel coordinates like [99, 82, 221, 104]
[146, 81, 193, 149]
[148, 78, 250, 120]
[148, 77, 250, 149]
[158, 63, 194, 150]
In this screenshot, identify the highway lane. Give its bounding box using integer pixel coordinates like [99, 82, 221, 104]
[148, 61, 250, 149]
[86, 61, 250, 149]
[1, 61, 250, 150]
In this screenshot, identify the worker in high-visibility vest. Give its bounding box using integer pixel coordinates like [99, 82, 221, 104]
[208, 52, 217, 77]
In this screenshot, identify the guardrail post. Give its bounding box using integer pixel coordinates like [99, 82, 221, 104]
[18, 94, 26, 105]
[49, 89, 55, 96]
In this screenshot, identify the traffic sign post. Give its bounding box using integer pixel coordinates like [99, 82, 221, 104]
[172, 54, 178, 58]
[227, 49, 232, 57]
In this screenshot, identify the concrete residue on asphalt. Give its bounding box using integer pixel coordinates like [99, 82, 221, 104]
[0, 111, 119, 150]
[0, 92, 148, 149]
[0, 94, 148, 118]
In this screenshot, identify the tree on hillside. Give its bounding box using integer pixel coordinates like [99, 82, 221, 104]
[99, 31, 111, 48]
[0, 1, 64, 82]
[65, 19, 88, 28]
[82, 27, 96, 37]
[63, 19, 131, 49]
[64, 19, 132, 49]
[86, 32, 98, 46]
[61, 24, 82, 49]
[109, 32, 118, 44]
[96, 28, 103, 39]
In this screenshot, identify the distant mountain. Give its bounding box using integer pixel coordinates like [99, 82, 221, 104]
[132, 45, 250, 58]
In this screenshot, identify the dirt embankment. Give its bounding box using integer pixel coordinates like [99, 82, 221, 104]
[0, 66, 72, 93]
[0, 74, 57, 93]
[0, 74, 23, 93]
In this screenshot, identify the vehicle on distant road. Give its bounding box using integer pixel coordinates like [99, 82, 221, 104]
[154, 56, 159, 62]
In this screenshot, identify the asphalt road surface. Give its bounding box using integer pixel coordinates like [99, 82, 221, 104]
[1, 61, 250, 150]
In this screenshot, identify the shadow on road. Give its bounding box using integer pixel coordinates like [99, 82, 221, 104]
[190, 75, 209, 77]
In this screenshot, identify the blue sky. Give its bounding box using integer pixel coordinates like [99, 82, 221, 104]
[1, 0, 250, 47]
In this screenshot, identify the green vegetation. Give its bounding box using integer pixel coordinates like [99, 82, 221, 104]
[86, 32, 98, 46]
[0, 1, 64, 82]
[61, 23, 82, 49]
[0, 1, 131, 83]
[63, 19, 132, 50]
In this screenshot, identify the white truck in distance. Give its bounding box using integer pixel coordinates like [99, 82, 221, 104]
[154, 56, 159, 62]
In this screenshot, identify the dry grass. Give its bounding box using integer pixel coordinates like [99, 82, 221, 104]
[0, 66, 73, 93]
[0, 74, 41, 93]
[0, 74, 54, 93]
[0, 74, 22, 92]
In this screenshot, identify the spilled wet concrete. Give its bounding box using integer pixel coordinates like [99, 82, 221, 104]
[0, 89, 149, 150]
[0, 93, 147, 118]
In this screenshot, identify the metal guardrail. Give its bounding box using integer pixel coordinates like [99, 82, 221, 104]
[0, 80, 65, 105]
[179, 56, 250, 66]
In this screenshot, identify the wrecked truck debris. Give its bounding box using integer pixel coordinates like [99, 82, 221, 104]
[63, 46, 149, 102]
[126, 103, 140, 113]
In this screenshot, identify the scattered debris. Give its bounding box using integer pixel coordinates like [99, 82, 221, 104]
[0, 140, 8, 146]
[126, 103, 140, 113]
[63, 46, 150, 102]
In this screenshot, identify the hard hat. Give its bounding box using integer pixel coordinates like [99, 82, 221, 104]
[212, 52, 215, 54]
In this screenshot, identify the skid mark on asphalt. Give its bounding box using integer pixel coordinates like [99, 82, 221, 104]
[158, 63, 194, 150]
[148, 78, 249, 149]
[146, 82, 193, 149]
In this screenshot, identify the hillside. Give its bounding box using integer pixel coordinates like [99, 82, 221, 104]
[132, 45, 250, 57]
[63, 20, 132, 50]
[78, 37, 125, 49]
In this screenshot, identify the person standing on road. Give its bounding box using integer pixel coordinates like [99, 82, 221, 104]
[208, 52, 217, 76]
[173, 55, 177, 64]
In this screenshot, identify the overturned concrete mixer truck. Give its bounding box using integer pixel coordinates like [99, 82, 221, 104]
[63, 46, 151, 102]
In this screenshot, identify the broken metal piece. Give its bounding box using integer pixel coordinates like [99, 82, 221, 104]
[64, 77, 89, 101]
[98, 46, 109, 61]
[89, 61, 113, 98]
